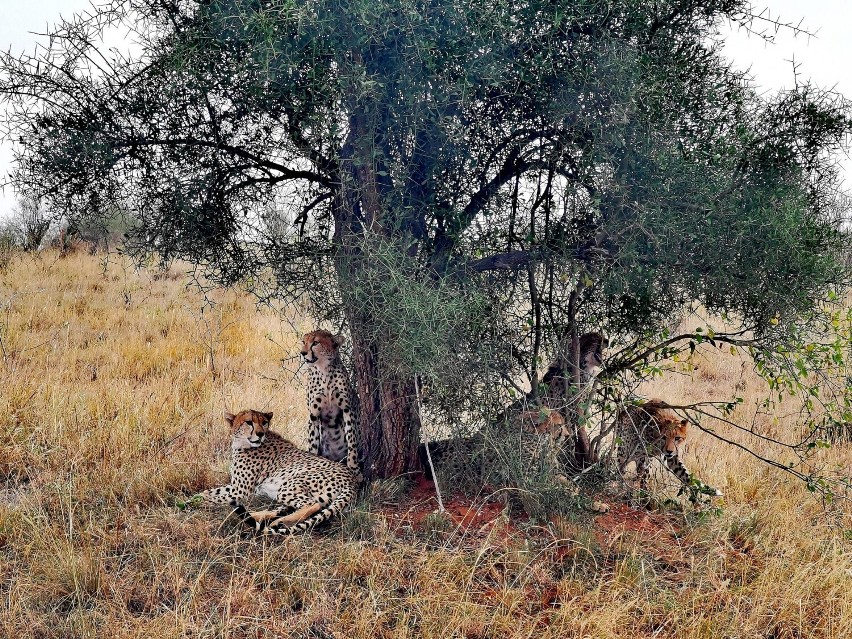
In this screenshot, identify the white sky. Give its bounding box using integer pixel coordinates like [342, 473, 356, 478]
[0, 0, 850, 218]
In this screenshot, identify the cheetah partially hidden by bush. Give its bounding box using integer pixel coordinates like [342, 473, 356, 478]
[197, 410, 357, 535]
[615, 399, 722, 501]
[419, 332, 608, 487]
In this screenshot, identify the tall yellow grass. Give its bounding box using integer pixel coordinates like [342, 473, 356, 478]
[0, 250, 850, 638]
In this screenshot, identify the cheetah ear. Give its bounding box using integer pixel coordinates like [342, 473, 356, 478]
[263, 411, 273, 422]
[224, 412, 236, 427]
[680, 419, 688, 427]
[332, 333, 346, 347]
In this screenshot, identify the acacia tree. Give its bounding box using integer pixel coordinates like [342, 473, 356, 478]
[1, 0, 849, 481]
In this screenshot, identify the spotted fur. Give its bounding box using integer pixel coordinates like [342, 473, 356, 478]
[615, 399, 719, 496]
[197, 410, 357, 535]
[540, 332, 609, 389]
[420, 333, 607, 484]
[300, 330, 360, 477]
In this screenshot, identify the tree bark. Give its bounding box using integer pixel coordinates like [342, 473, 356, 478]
[350, 319, 422, 481]
[332, 99, 423, 481]
[561, 286, 595, 469]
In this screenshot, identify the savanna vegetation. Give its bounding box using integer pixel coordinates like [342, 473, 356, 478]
[0, 249, 849, 638]
[1, 0, 852, 634]
[2, 0, 851, 482]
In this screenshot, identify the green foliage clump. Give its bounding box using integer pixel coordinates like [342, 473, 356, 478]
[342, 236, 490, 382]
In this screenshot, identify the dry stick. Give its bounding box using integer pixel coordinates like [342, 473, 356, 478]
[414, 375, 445, 513]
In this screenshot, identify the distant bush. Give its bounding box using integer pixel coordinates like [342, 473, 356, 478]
[0, 225, 18, 272]
[49, 212, 135, 255]
[6, 199, 50, 252]
[69, 216, 130, 252]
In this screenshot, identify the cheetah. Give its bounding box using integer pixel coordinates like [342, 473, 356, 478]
[540, 332, 609, 390]
[495, 332, 609, 434]
[420, 407, 573, 489]
[615, 399, 721, 498]
[197, 409, 357, 535]
[419, 332, 608, 485]
[300, 330, 360, 476]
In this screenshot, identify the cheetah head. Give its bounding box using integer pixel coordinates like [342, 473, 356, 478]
[659, 417, 688, 456]
[226, 409, 274, 450]
[638, 400, 689, 457]
[301, 330, 344, 366]
[579, 332, 609, 380]
[519, 408, 566, 435]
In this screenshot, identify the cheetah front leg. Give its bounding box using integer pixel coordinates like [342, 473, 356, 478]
[339, 401, 360, 476]
[240, 502, 324, 529]
[242, 482, 327, 533]
[307, 394, 324, 457]
[662, 452, 692, 486]
[663, 453, 723, 498]
[269, 502, 324, 526]
[197, 483, 251, 508]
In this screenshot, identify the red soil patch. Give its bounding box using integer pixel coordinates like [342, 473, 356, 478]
[594, 502, 669, 537]
[379, 475, 514, 538]
[594, 502, 691, 570]
[379, 477, 692, 572]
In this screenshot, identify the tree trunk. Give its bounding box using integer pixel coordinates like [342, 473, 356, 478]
[562, 287, 595, 469]
[350, 320, 422, 481]
[332, 99, 423, 481]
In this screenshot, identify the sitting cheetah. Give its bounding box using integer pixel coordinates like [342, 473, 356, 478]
[616, 399, 721, 498]
[539, 332, 609, 389]
[301, 330, 360, 476]
[197, 409, 357, 535]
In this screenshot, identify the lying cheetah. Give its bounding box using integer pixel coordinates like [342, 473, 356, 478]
[419, 407, 575, 494]
[420, 332, 608, 484]
[301, 330, 360, 476]
[197, 409, 357, 534]
[616, 399, 721, 498]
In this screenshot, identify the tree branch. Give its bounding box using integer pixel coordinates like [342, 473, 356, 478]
[112, 137, 332, 186]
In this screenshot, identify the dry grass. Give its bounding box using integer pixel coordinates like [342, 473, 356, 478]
[0, 250, 851, 638]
